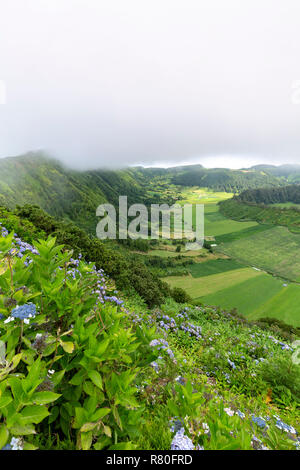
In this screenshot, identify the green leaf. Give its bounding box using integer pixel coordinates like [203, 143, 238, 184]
[9, 424, 36, 436]
[80, 431, 93, 450]
[51, 370, 65, 386]
[31, 391, 61, 405]
[109, 441, 136, 450]
[0, 395, 13, 409]
[73, 407, 88, 429]
[88, 370, 103, 390]
[80, 422, 97, 432]
[20, 405, 49, 424]
[69, 370, 86, 386]
[23, 442, 38, 450]
[91, 407, 110, 422]
[60, 341, 74, 354]
[0, 424, 9, 449]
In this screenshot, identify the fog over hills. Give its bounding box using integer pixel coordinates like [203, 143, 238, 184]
[2, 1, 300, 169]
[0, 152, 300, 235]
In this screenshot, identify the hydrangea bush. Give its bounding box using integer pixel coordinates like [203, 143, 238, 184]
[0, 226, 299, 451]
[0, 230, 158, 450]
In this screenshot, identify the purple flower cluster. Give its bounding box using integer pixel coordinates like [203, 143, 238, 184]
[0, 223, 39, 266]
[156, 309, 202, 340]
[2, 303, 37, 325]
[11, 303, 36, 320]
[170, 428, 196, 451]
[149, 338, 175, 361]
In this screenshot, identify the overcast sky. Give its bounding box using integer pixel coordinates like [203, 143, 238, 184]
[1, 0, 300, 169]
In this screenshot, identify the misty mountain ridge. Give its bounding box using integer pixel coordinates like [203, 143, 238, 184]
[1, 151, 300, 233]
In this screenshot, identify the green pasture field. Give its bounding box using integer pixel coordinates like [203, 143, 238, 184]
[204, 205, 258, 238]
[198, 273, 282, 316]
[215, 224, 273, 244]
[189, 258, 243, 277]
[164, 267, 261, 298]
[162, 188, 258, 239]
[152, 186, 300, 327]
[216, 225, 300, 282]
[198, 273, 300, 327]
[178, 187, 234, 205]
[145, 249, 180, 258]
[270, 202, 300, 208]
[248, 283, 300, 326]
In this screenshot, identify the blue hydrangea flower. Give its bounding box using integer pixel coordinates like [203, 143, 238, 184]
[251, 415, 267, 429]
[170, 428, 195, 451]
[11, 303, 36, 320]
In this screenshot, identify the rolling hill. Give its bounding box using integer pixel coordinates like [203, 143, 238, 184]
[0, 152, 152, 233]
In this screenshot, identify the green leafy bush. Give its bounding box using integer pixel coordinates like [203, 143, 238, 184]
[0, 233, 157, 450]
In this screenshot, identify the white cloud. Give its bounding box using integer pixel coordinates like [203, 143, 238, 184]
[0, 0, 300, 168]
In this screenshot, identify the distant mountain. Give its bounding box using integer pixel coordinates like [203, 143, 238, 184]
[0, 152, 298, 232]
[167, 166, 283, 192]
[249, 164, 300, 180]
[0, 152, 149, 233]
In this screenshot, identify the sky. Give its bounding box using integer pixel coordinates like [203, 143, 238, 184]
[1, 0, 300, 169]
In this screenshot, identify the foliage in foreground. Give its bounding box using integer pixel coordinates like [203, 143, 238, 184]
[0, 227, 299, 450]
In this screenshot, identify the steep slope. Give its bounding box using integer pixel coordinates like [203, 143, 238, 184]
[0, 152, 147, 233]
[0, 153, 298, 234]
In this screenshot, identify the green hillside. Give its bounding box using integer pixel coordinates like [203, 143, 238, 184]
[1, 154, 298, 237]
[170, 167, 284, 192]
[0, 153, 150, 234]
[0, 205, 299, 451]
[219, 198, 300, 232]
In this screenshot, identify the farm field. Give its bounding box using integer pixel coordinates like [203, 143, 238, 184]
[179, 187, 234, 205]
[188, 258, 243, 277]
[215, 224, 273, 244]
[198, 273, 284, 315]
[248, 283, 300, 326]
[217, 225, 300, 282]
[164, 267, 261, 298]
[161, 186, 300, 327]
[199, 273, 300, 327]
[145, 249, 180, 258]
[204, 204, 258, 237]
[271, 202, 300, 208]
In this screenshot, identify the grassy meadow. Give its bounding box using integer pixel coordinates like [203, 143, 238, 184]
[217, 226, 300, 282]
[160, 187, 300, 327]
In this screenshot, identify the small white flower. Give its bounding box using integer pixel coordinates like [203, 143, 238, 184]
[202, 422, 210, 434]
[224, 407, 235, 417]
[4, 316, 14, 324]
[10, 437, 23, 450]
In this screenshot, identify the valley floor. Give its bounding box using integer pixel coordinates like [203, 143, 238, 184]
[145, 187, 300, 327]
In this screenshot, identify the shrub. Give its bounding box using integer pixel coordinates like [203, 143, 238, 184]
[0, 231, 158, 450]
[171, 287, 191, 304]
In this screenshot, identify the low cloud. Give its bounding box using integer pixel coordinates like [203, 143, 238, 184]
[1, 0, 300, 169]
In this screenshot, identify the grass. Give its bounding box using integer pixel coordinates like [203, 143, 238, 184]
[204, 204, 258, 238]
[248, 283, 300, 327]
[217, 226, 300, 282]
[164, 267, 261, 298]
[148, 186, 300, 328]
[271, 202, 300, 208]
[147, 250, 180, 258]
[215, 224, 273, 244]
[178, 187, 234, 205]
[189, 258, 243, 277]
[198, 274, 284, 316]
